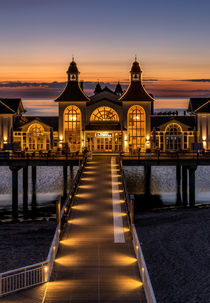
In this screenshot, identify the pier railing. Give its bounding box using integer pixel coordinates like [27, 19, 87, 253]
[119, 159, 157, 303]
[0, 153, 87, 297]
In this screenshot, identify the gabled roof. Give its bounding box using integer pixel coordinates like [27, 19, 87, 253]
[88, 88, 121, 106]
[14, 116, 58, 131]
[55, 82, 89, 102]
[188, 98, 210, 112]
[151, 115, 196, 129]
[0, 98, 22, 114]
[119, 81, 154, 102]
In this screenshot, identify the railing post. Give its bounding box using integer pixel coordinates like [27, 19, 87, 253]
[0, 274, 2, 297]
[130, 194, 134, 235]
[24, 268, 26, 288]
[56, 198, 61, 237]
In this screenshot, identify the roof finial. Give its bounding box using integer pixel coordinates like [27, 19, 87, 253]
[135, 55, 137, 61]
[72, 55, 74, 62]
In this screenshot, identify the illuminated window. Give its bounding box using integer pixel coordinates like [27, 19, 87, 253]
[165, 124, 182, 151]
[64, 105, 81, 151]
[90, 107, 119, 121]
[28, 124, 44, 136]
[27, 123, 46, 150]
[128, 106, 145, 150]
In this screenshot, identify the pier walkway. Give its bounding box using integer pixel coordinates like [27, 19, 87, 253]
[44, 156, 145, 302]
[1, 156, 145, 302]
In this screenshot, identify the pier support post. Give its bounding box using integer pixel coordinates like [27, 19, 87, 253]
[189, 166, 196, 207]
[10, 166, 20, 220]
[69, 164, 74, 180]
[144, 165, 151, 196]
[63, 165, 68, 198]
[23, 166, 28, 214]
[176, 165, 182, 205]
[182, 166, 188, 205]
[32, 166, 37, 210]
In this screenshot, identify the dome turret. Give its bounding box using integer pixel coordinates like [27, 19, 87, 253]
[67, 59, 80, 82]
[130, 59, 142, 82]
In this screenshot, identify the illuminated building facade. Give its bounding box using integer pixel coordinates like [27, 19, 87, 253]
[1, 59, 209, 153]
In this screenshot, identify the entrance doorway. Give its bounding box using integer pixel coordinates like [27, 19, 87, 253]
[86, 132, 122, 152]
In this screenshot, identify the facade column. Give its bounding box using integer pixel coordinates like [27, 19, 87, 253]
[32, 166, 37, 210]
[182, 166, 188, 205]
[23, 166, 28, 214]
[189, 166, 196, 207]
[144, 164, 151, 196]
[63, 165, 68, 198]
[176, 165, 182, 205]
[10, 166, 20, 220]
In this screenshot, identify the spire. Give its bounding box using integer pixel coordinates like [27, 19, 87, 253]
[67, 59, 80, 82]
[94, 82, 102, 94]
[115, 82, 123, 96]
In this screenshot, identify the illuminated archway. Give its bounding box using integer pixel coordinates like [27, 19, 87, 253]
[165, 123, 182, 151]
[64, 105, 81, 151]
[90, 106, 119, 121]
[128, 105, 145, 151]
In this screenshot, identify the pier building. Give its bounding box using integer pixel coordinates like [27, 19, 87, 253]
[0, 59, 209, 153]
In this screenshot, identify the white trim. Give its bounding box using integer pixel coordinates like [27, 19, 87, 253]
[111, 156, 125, 243]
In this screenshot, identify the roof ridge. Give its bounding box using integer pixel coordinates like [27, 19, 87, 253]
[0, 100, 15, 113]
[194, 99, 210, 113]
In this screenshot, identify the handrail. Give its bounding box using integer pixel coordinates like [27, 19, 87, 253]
[133, 226, 157, 303]
[0, 153, 87, 297]
[119, 158, 157, 303]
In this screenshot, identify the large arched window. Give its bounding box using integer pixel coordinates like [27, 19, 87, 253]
[64, 105, 81, 151]
[90, 106, 119, 121]
[165, 123, 182, 151]
[128, 105, 145, 151]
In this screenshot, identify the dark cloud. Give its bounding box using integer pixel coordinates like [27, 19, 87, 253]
[0, 81, 66, 88]
[177, 79, 210, 83]
[0, 81, 129, 92]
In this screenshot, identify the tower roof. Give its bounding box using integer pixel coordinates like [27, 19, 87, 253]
[94, 82, 102, 94]
[55, 60, 89, 102]
[55, 81, 89, 102]
[119, 60, 154, 102]
[115, 82, 123, 95]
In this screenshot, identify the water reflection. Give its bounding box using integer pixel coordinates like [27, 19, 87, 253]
[0, 166, 78, 221]
[124, 166, 210, 206]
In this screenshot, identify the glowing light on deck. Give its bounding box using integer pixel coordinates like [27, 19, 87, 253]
[113, 254, 137, 265]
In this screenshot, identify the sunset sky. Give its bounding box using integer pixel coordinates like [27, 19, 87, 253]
[0, 0, 210, 98]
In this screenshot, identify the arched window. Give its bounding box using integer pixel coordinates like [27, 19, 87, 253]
[64, 105, 81, 151]
[27, 123, 46, 150]
[128, 106, 145, 151]
[90, 107, 119, 121]
[28, 123, 44, 136]
[165, 123, 182, 151]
